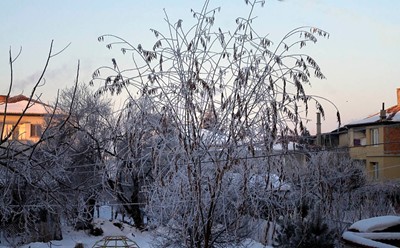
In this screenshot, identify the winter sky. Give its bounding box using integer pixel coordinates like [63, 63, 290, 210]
[1, 0, 399, 133]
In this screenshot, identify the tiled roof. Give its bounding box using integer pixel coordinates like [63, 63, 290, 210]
[385, 104, 400, 120]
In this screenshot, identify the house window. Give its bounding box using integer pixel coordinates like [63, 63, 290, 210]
[31, 124, 42, 137]
[371, 162, 379, 180]
[370, 128, 379, 146]
[1, 123, 17, 140]
[18, 124, 27, 140]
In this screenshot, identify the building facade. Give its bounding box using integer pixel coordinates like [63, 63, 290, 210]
[0, 95, 49, 143]
[337, 89, 400, 181]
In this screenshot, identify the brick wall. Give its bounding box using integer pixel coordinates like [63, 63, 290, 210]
[384, 125, 400, 154]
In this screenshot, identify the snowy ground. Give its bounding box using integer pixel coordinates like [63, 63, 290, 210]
[19, 219, 154, 248]
[17, 222, 265, 248]
[2, 206, 267, 248]
[19, 225, 265, 248]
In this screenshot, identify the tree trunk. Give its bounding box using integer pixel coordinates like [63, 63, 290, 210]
[34, 209, 62, 243]
[129, 175, 143, 229]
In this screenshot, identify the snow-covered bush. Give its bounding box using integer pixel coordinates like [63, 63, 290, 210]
[277, 150, 399, 245]
[276, 208, 337, 248]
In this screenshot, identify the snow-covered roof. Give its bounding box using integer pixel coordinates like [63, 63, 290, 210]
[346, 91, 400, 126]
[272, 141, 298, 151]
[200, 128, 228, 146]
[226, 172, 291, 191]
[342, 215, 400, 248]
[0, 95, 51, 115]
[249, 173, 291, 191]
[347, 112, 400, 126]
[200, 129, 300, 153]
[0, 100, 51, 115]
[348, 215, 400, 233]
[342, 231, 399, 248]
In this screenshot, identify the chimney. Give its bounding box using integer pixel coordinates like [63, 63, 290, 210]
[380, 102, 386, 121]
[397, 88, 400, 106]
[316, 112, 321, 146]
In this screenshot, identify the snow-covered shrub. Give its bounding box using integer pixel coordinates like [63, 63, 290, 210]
[90, 225, 104, 236]
[276, 208, 337, 248]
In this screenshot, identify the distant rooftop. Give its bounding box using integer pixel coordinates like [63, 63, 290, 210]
[346, 88, 400, 126]
[0, 94, 50, 115]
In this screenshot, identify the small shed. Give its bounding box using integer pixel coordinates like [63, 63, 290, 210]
[92, 236, 141, 248]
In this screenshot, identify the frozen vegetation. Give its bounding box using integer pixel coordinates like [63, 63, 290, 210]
[1, 0, 400, 247]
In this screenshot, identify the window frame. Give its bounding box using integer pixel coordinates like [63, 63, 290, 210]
[30, 124, 42, 138]
[370, 128, 379, 146]
[371, 162, 379, 180]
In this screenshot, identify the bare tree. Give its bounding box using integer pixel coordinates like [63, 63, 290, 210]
[0, 41, 77, 245]
[104, 95, 178, 229]
[91, 0, 333, 246]
[42, 82, 114, 230]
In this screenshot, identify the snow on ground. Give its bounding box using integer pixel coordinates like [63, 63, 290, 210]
[16, 206, 152, 248]
[10, 206, 268, 248]
[19, 220, 153, 248]
[17, 223, 266, 248]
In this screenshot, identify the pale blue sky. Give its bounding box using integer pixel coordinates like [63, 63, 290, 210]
[1, 0, 400, 132]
